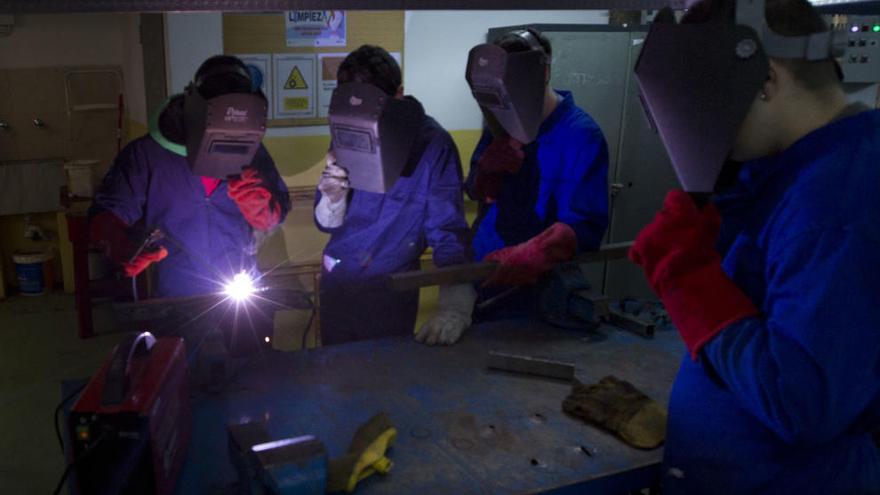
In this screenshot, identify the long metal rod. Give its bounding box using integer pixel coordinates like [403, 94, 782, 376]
[2, 0, 689, 13]
[388, 241, 634, 291]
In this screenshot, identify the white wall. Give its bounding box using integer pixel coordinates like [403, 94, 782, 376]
[404, 10, 609, 131]
[164, 12, 223, 95]
[162, 11, 610, 135]
[0, 13, 148, 124]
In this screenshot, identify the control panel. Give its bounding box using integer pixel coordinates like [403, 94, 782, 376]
[828, 15, 880, 83]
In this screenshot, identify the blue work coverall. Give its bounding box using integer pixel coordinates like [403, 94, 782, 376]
[316, 101, 470, 345]
[663, 109, 880, 494]
[467, 90, 609, 261]
[90, 137, 290, 298]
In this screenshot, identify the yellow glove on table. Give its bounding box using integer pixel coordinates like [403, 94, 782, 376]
[327, 412, 397, 493]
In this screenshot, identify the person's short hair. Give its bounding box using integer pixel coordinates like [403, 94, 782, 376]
[683, 0, 840, 92]
[194, 55, 253, 99]
[494, 28, 552, 62]
[337, 45, 402, 96]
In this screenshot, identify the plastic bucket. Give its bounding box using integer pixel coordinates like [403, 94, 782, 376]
[13, 252, 52, 296]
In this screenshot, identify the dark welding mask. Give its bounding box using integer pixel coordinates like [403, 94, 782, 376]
[466, 30, 548, 144]
[328, 82, 425, 194]
[183, 59, 268, 179]
[634, 0, 845, 193]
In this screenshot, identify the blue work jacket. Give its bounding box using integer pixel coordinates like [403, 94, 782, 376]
[467, 90, 609, 260]
[316, 103, 470, 344]
[663, 110, 880, 494]
[90, 137, 290, 298]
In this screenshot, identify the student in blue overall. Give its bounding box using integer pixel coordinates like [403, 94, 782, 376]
[629, 0, 880, 492]
[466, 29, 609, 310]
[314, 45, 474, 346]
[89, 55, 290, 298]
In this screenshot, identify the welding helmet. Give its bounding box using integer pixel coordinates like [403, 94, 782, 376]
[183, 55, 268, 179]
[634, 0, 845, 193]
[328, 82, 425, 194]
[466, 30, 549, 144]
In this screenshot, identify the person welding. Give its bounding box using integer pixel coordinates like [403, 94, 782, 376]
[315, 45, 474, 346]
[630, 0, 880, 492]
[89, 55, 290, 298]
[464, 28, 609, 314]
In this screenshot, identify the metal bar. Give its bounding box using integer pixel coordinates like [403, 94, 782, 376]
[387, 241, 634, 291]
[487, 350, 576, 381]
[2, 0, 689, 14]
[607, 307, 654, 337]
[388, 262, 498, 291]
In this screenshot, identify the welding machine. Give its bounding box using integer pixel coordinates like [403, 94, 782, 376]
[68, 332, 191, 495]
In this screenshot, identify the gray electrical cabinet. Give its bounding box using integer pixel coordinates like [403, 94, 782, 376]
[488, 25, 679, 299]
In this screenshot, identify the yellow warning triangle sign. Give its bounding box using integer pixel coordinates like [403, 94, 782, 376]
[284, 66, 308, 90]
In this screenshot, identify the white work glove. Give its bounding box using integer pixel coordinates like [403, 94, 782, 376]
[315, 152, 349, 228]
[415, 283, 477, 346]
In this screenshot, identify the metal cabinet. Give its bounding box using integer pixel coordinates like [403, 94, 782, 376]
[489, 25, 679, 299]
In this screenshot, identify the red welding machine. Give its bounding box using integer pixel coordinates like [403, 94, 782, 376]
[69, 332, 191, 495]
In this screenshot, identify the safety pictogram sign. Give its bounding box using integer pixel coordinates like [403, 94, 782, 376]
[284, 65, 309, 90]
[273, 54, 316, 118]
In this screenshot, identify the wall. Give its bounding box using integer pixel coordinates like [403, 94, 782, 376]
[0, 13, 148, 127]
[165, 12, 224, 95]
[404, 10, 609, 132]
[0, 13, 149, 292]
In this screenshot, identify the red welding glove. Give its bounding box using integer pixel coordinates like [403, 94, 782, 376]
[123, 247, 168, 278]
[227, 167, 282, 231]
[629, 190, 759, 359]
[89, 211, 168, 277]
[90, 211, 134, 265]
[472, 137, 525, 203]
[483, 222, 577, 288]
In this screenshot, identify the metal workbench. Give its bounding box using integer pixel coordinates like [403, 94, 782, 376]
[176, 320, 684, 494]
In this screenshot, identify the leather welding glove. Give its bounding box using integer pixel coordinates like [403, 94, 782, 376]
[629, 190, 758, 359]
[123, 247, 168, 278]
[473, 137, 524, 203]
[227, 166, 282, 231]
[415, 283, 477, 346]
[327, 412, 397, 493]
[483, 222, 577, 288]
[563, 375, 667, 450]
[90, 210, 168, 277]
[316, 152, 350, 229]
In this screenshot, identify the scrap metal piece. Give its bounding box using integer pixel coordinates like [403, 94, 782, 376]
[488, 351, 576, 381]
[607, 307, 655, 338]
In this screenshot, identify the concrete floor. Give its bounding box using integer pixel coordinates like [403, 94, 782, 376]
[0, 293, 127, 494]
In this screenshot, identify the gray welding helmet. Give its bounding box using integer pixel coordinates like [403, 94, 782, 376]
[183, 56, 268, 179]
[466, 30, 548, 144]
[328, 82, 425, 194]
[634, 0, 845, 193]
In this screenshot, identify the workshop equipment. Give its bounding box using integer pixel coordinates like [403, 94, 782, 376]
[327, 412, 398, 493]
[184, 65, 269, 179]
[387, 241, 634, 291]
[466, 33, 547, 144]
[328, 82, 425, 194]
[228, 422, 328, 495]
[487, 350, 576, 381]
[67, 332, 191, 495]
[563, 376, 667, 450]
[537, 262, 598, 330]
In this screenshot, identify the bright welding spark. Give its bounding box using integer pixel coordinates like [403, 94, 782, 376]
[224, 271, 256, 302]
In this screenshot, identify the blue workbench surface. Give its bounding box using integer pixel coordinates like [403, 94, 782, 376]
[176, 319, 684, 494]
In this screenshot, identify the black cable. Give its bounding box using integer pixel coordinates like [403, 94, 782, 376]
[54, 383, 87, 454]
[300, 305, 317, 351]
[52, 429, 109, 495]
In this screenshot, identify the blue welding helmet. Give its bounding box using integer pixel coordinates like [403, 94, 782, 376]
[634, 0, 845, 193]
